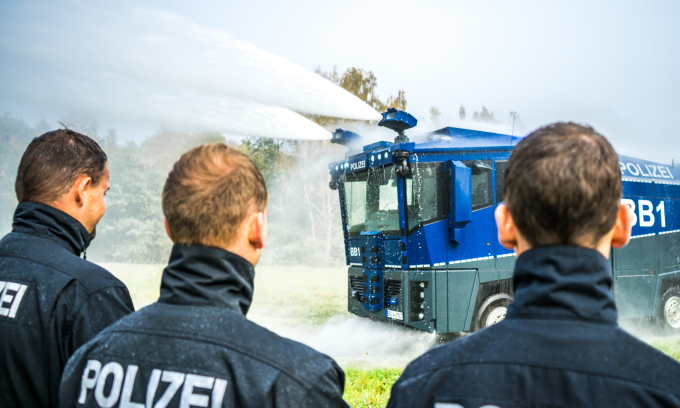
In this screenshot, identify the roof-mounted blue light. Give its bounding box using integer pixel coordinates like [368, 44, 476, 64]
[378, 108, 417, 144]
[331, 128, 363, 148]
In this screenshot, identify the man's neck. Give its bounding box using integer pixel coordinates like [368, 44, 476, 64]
[514, 232, 614, 259]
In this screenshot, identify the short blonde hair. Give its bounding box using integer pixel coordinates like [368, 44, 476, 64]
[162, 144, 267, 247]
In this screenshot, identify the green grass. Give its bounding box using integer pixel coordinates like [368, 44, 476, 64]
[344, 367, 403, 408]
[248, 265, 348, 328]
[646, 337, 680, 361]
[98, 263, 349, 327]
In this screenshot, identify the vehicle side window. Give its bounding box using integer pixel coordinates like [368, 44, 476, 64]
[404, 162, 448, 234]
[462, 160, 493, 211]
[494, 160, 508, 204]
[344, 171, 368, 234]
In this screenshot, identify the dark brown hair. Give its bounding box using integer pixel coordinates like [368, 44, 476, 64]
[504, 122, 621, 247]
[15, 129, 108, 203]
[162, 143, 267, 247]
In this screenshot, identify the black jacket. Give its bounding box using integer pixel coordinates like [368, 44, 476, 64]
[388, 246, 680, 408]
[60, 244, 349, 408]
[0, 202, 134, 408]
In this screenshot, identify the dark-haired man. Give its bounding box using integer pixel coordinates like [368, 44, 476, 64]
[387, 123, 680, 407]
[0, 129, 134, 408]
[60, 144, 348, 408]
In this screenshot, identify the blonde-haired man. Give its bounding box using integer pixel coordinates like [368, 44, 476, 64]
[60, 144, 349, 408]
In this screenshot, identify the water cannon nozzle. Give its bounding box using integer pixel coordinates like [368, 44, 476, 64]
[379, 108, 417, 144]
[331, 129, 363, 149]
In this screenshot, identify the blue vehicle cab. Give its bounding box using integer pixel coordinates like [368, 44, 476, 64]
[328, 110, 680, 334]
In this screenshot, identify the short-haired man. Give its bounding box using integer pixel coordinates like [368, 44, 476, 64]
[0, 129, 134, 407]
[60, 144, 349, 408]
[387, 123, 680, 407]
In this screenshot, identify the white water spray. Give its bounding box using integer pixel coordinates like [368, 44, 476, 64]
[0, 3, 381, 140]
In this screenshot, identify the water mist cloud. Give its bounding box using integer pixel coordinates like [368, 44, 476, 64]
[0, 3, 381, 140]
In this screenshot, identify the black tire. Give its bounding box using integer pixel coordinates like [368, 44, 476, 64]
[473, 293, 513, 332]
[659, 287, 680, 332]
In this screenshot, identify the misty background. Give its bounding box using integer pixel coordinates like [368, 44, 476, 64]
[0, 65, 521, 265]
[2, 0, 680, 264]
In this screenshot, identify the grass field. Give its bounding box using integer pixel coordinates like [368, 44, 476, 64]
[101, 262, 680, 408]
[344, 367, 403, 408]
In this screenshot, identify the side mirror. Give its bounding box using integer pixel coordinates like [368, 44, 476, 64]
[447, 160, 472, 243]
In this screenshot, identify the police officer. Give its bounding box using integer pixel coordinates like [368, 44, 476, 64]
[387, 123, 680, 407]
[60, 144, 349, 408]
[0, 129, 134, 407]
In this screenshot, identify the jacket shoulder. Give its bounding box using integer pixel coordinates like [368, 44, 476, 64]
[396, 320, 680, 398]
[105, 304, 340, 386]
[0, 231, 127, 295]
[59, 258, 126, 295]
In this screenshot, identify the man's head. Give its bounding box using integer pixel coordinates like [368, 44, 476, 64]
[495, 122, 632, 258]
[162, 143, 268, 265]
[15, 129, 109, 234]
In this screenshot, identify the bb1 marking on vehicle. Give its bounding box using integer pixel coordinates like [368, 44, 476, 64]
[386, 310, 403, 320]
[349, 247, 360, 257]
[621, 199, 666, 228]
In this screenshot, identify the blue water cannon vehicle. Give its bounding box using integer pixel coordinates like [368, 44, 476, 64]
[328, 109, 680, 334]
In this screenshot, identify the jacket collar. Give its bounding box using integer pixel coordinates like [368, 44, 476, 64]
[506, 246, 618, 325]
[158, 244, 255, 315]
[12, 201, 92, 256]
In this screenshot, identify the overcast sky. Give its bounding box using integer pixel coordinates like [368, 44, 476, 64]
[2, 0, 679, 162]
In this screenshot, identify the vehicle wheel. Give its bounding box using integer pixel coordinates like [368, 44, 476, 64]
[473, 293, 513, 331]
[660, 287, 680, 331]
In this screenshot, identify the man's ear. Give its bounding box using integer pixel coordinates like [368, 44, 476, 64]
[247, 211, 266, 250]
[611, 203, 633, 249]
[74, 175, 92, 206]
[495, 204, 518, 250]
[164, 218, 172, 241]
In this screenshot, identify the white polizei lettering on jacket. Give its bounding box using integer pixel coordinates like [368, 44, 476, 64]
[155, 371, 185, 408]
[79, 360, 102, 404]
[146, 369, 162, 408]
[78, 361, 229, 407]
[95, 362, 125, 407]
[120, 365, 144, 408]
[180, 374, 214, 408]
[211, 379, 228, 408]
[0, 281, 28, 318]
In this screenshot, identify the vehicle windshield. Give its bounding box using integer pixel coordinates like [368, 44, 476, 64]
[344, 165, 400, 235]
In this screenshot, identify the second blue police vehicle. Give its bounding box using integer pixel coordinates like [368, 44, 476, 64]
[328, 109, 680, 334]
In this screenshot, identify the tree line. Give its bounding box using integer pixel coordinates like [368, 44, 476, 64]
[0, 66, 514, 265]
